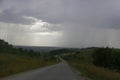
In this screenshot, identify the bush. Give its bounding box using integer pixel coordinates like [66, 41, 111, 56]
[92, 47, 120, 70]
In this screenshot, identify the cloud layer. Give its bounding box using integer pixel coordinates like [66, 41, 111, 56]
[0, 0, 120, 48]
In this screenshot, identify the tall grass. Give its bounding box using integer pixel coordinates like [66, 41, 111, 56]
[0, 53, 58, 77]
[69, 62, 120, 80]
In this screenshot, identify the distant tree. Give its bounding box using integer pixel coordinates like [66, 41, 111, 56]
[92, 48, 111, 67]
[0, 39, 41, 58]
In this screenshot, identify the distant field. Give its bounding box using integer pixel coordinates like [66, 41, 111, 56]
[0, 53, 58, 77]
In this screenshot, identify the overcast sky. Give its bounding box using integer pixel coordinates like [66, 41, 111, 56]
[0, 0, 120, 48]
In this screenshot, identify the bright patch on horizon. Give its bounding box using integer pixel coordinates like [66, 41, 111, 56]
[33, 31, 62, 36]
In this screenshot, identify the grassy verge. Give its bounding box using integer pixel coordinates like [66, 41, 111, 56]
[61, 48, 120, 80]
[0, 53, 58, 77]
[69, 62, 120, 80]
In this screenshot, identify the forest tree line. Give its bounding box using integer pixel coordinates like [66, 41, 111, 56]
[0, 39, 41, 57]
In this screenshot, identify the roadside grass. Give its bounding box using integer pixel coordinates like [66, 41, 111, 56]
[62, 48, 120, 80]
[0, 53, 58, 77]
[69, 62, 120, 80]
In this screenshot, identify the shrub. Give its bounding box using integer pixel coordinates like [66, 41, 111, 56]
[92, 47, 120, 70]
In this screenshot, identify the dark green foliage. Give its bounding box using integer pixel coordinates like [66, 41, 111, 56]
[50, 48, 77, 55]
[92, 48, 111, 67]
[92, 47, 120, 70]
[0, 39, 12, 53]
[62, 49, 94, 63]
[0, 39, 41, 57]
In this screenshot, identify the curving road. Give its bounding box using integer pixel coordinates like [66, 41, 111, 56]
[1, 60, 82, 80]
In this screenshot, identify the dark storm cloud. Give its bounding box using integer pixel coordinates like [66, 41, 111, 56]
[0, 0, 3, 3]
[0, 8, 34, 24]
[0, 0, 120, 29]
[1, 0, 120, 47]
[104, 16, 120, 29]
